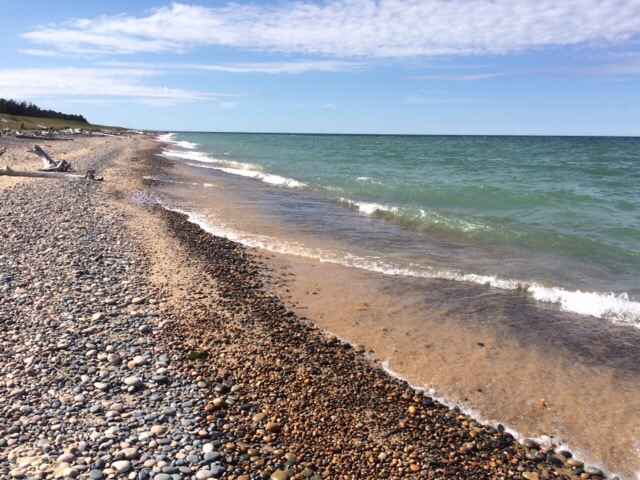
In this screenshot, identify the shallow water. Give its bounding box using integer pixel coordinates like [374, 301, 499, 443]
[154, 133, 640, 478]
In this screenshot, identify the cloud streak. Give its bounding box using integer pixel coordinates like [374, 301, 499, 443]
[22, 1, 640, 58]
[411, 72, 511, 81]
[99, 60, 361, 74]
[0, 67, 241, 104]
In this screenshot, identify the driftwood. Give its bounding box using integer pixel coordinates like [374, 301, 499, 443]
[0, 145, 102, 181]
[30, 145, 71, 172]
[15, 133, 72, 141]
[0, 166, 103, 181]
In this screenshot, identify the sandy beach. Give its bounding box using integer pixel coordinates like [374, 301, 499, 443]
[0, 134, 611, 479]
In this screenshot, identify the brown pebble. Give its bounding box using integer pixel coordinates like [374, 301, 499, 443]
[270, 469, 288, 480]
[253, 412, 267, 422]
[266, 422, 281, 433]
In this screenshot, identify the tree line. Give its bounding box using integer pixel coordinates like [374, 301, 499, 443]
[0, 98, 88, 123]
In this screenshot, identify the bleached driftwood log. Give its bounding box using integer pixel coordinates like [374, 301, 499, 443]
[29, 145, 71, 172]
[0, 166, 103, 181]
[0, 145, 102, 180]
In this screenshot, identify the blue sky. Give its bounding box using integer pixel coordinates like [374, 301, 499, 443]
[1, 0, 640, 135]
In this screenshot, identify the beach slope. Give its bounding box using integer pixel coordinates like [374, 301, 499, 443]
[0, 135, 599, 479]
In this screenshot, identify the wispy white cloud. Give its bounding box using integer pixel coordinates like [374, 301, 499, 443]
[411, 72, 511, 81]
[0, 67, 241, 105]
[99, 60, 361, 74]
[192, 61, 360, 74]
[290, 103, 338, 108]
[22, 1, 640, 58]
[404, 94, 485, 104]
[219, 101, 238, 109]
[19, 49, 68, 58]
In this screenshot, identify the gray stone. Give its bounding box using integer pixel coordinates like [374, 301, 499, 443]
[89, 470, 104, 480]
[203, 452, 221, 463]
[584, 466, 604, 476]
[210, 466, 226, 477]
[152, 375, 168, 384]
[58, 453, 76, 463]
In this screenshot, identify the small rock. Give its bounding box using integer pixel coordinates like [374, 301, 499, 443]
[120, 447, 139, 459]
[124, 376, 143, 388]
[9, 468, 27, 479]
[584, 466, 604, 476]
[107, 354, 121, 365]
[271, 470, 289, 480]
[566, 458, 584, 468]
[265, 422, 281, 433]
[112, 460, 131, 472]
[58, 453, 76, 463]
[202, 443, 214, 454]
[195, 470, 214, 479]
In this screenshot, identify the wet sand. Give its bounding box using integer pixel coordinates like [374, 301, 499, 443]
[263, 253, 640, 478]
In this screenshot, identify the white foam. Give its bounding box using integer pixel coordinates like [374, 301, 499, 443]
[161, 143, 307, 190]
[529, 286, 640, 326]
[155, 133, 175, 142]
[369, 264, 640, 327]
[161, 149, 214, 163]
[217, 167, 307, 188]
[179, 159, 306, 189]
[340, 198, 399, 215]
[340, 198, 491, 233]
[162, 205, 323, 259]
[356, 176, 383, 185]
[156, 132, 198, 149]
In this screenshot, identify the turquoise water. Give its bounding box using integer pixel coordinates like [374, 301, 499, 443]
[158, 132, 640, 326]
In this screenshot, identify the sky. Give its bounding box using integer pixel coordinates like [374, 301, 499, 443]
[1, 0, 640, 135]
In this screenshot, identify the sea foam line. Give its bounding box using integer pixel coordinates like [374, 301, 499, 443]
[156, 132, 198, 150]
[162, 148, 307, 189]
[339, 198, 495, 233]
[163, 204, 640, 328]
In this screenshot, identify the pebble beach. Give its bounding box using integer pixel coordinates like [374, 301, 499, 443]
[0, 134, 616, 480]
